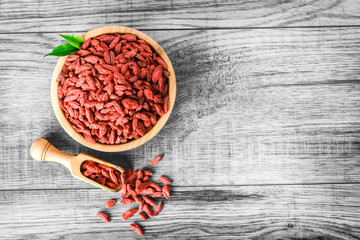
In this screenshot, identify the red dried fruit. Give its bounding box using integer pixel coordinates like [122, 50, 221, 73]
[128, 171, 138, 181]
[97, 35, 115, 43]
[125, 169, 132, 179]
[101, 177, 106, 185]
[156, 57, 168, 70]
[83, 169, 92, 177]
[103, 51, 111, 64]
[109, 170, 119, 185]
[106, 182, 117, 188]
[149, 155, 163, 165]
[109, 36, 120, 49]
[144, 89, 154, 101]
[152, 202, 163, 217]
[121, 183, 128, 195]
[120, 198, 135, 205]
[152, 66, 163, 82]
[160, 176, 171, 185]
[139, 188, 155, 195]
[66, 54, 79, 61]
[142, 197, 156, 207]
[122, 208, 138, 221]
[143, 170, 153, 176]
[132, 194, 142, 204]
[121, 172, 126, 184]
[151, 191, 163, 198]
[80, 160, 90, 169]
[80, 160, 122, 188]
[130, 223, 143, 236]
[96, 212, 110, 223]
[148, 182, 162, 192]
[87, 162, 101, 173]
[127, 184, 137, 196]
[82, 38, 91, 50]
[163, 96, 169, 113]
[137, 169, 144, 180]
[138, 200, 145, 211]
[121, 98, 139, 109]
[84, 55, 99, 64]
[163, 185, 170, 199]
[121, 34, 137, 41]
[135, 179, 141, 190]
[138, 212, 147, 220]
[92, 162, 173, 237]
[143, 204, 153, 217]
[154, 104, 165, 116]
[124, 48, 138, 58]
[98, 164, 114, 172]
[105, 199, 116, 208]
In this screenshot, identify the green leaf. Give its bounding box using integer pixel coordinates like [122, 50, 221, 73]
[45, 43, 79, 57]
[59, 34, 84, 49]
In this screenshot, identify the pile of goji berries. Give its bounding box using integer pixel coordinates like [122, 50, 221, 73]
[93, 154, 170, 236]
[57, 33, 170, 144]
[80, 160, 122, 188]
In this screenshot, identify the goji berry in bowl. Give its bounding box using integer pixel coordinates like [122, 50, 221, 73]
[51, 26, 176, 152]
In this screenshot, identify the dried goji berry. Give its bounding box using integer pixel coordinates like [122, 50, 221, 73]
[148, 182, 162, 192]
[106, 182, 116, 188]
[143, 170, 153, 176]
[130, 223, 143, 236]
[139, 188, 155, 195]
[160, 176, 171, 185]
[152, 65, 163, 83]
[109, 170, 119, 185]
[163, 185, 170, 199]
[122, 208, 138, 221]
[120, 198, 135, 205]
[128, 171, 138, 181]
[138, 200, 145, 211]
[142, 197, 156, 207]
[137, 169, 144, 180]
[138, 212, 147, 220]
[105, 199, 116, 208]
[132, 194, 142, 204]
[143, 204, 153, 217]
[152, 202, 163, 217]
[151, 191, 163, 198]
[96, 212, 110, 223]
[149, 155, 163, 165]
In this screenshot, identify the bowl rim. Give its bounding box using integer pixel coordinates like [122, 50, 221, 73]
[51, 26, 176, 152]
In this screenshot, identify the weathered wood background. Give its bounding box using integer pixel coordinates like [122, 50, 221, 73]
[1, 0, 360, 239]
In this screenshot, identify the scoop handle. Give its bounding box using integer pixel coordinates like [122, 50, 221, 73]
[30, 138, 75, 170]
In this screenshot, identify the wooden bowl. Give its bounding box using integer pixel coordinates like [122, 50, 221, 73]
[51, 26, 176, 152]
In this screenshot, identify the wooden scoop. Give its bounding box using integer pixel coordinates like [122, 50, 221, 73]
[30, 138, 124, 192]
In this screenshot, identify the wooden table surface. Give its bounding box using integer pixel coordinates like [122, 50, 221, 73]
[1, 0, 360, 239]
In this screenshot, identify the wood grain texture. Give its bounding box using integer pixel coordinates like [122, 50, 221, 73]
[1, 28, 360, 189]
[1, 0, 360, 33]
[1, 184, 360, 239]
[1, 0, 360, 238]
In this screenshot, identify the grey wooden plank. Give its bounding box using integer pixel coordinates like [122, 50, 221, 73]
[0, 28, 360, 190]
[1, 184, 360, 239]
[0, 0, 360, 33]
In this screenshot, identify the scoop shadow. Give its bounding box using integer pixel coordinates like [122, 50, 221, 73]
[43, 131, 133, 170]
